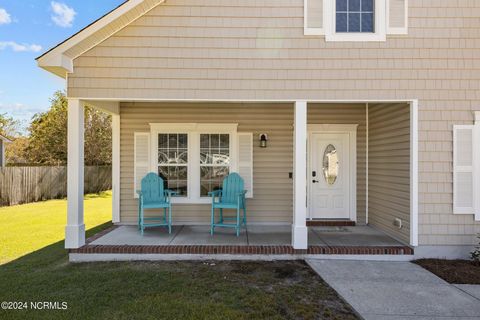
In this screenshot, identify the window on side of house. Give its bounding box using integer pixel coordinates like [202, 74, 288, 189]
[336, 0, 374, 33]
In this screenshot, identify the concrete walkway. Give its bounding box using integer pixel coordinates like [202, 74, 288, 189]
[307, 260, 480, 319]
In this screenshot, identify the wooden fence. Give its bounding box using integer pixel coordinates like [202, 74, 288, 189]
[0, 166, 112, 206]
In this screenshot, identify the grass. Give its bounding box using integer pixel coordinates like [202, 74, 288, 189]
[0, 191, 112, 264]
[414, 259, 480, 284]
[0, 194, 358, 319]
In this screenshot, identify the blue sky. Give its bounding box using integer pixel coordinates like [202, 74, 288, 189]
[0, 0, 124, 129]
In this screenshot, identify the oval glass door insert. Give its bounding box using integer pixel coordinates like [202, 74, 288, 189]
[322, 144, 339, 185]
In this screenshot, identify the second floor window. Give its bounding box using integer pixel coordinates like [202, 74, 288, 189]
[336, 0, 374, 33]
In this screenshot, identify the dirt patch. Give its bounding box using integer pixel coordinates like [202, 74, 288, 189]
[176, 260, 358, 319]
[414, 259, 480, 284]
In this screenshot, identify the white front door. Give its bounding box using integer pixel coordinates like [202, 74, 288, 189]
[309, 133, 351, 219]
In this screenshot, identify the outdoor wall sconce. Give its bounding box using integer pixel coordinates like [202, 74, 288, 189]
[259, 134, 268, 148]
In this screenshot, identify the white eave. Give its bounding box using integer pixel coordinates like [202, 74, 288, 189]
[36, 0, 165, 79]
[0, 135, 12, 143]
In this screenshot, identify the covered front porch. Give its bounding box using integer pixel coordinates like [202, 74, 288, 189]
[70, 224, 413, 260]
[65, 99, 418, 257]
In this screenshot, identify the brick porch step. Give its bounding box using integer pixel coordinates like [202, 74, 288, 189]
[306, 220, 356, 227]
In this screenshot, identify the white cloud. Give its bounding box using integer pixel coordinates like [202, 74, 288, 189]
[50, 1, 76, 28]
[0, 103, 42, 115]
[0, 41, 42, 53]
[0, 8, 12, 25]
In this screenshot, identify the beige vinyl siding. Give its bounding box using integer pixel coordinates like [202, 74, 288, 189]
[308, 103, 367, 224]
[120, 102, 294, 224]
[68, 0, 480, 246]
[368, 103, 410, 243]
[64, 0, 163, 59]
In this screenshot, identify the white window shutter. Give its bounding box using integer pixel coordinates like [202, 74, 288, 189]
[453, 125, 475, 214]
[474, 119, 480, 221]
[304, 0, 324, 35]
[134, 132, 151, 198]
[237, 133, 253, 198]
[387, 0, 408, 34]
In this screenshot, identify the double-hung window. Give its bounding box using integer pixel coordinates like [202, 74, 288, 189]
[158, 134, 188, 196]
[200, 134, 231, 197]
[336, 0, 374, 33]
[304, 0, 408, 41]
[328, 0, 385, 41]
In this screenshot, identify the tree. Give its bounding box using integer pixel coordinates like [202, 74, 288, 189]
[26, 91, 112, 166]
[5, 137, 29, 165]
[0, 113, 22, 138]
[0, 113, 28, 165]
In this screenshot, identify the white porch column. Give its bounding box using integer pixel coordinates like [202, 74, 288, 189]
[65, 99, 85, 249]
[112, 112, 121, 223]
[474, 111, 480, 221]
[292, 101, 308, 249]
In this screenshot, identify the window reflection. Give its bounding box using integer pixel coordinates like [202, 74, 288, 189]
[200, 134, 230, 196]
[158, 134, 188, 196]
[323, 144, 339, 185]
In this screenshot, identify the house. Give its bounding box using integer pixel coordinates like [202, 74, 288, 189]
[0, 134, 11, 168]
[37, 0, 480, 260]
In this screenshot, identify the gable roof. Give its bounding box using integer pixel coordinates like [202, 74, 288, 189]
[36, 0, 165, 78]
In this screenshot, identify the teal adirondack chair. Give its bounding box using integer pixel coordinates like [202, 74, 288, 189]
[209, 173, 247, 237]
[137, 172, 176, 235]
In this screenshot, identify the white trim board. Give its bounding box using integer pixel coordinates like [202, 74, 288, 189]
[307, 124, 358, 222]
[409, 100, 419, 247]
[73, 98, 417, 103]
[148, 123, 239, 204]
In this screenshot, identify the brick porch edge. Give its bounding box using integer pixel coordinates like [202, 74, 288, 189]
[306, 220, 356, 227]
[70, 226, 414, 255]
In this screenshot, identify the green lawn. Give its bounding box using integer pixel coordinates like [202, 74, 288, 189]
[0, 192, 112, 264]
[0, 194, 357, 319]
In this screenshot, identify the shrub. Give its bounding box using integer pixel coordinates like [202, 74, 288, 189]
[471, 235, 480, 264]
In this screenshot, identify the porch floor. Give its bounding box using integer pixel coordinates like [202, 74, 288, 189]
[70, 225, 413, 257]
[90, 225, 404, 247]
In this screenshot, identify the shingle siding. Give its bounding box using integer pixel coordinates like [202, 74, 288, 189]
[120, 102, 368, 226]
[368, 103, 411, 243]
[120, 102, 294, 224]
[69, 0, 480, 246]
